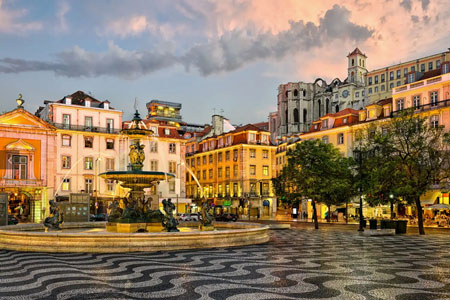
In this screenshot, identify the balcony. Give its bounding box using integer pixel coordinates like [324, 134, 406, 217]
[392, 98, 450, 116]
[0, 178, 43, 186]
[52, 123, 120, 134]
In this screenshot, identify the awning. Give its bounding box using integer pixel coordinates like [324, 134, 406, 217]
[421, 199, 436, 205]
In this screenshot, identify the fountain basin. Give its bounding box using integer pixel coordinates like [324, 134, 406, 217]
[0, 222, 269, 253]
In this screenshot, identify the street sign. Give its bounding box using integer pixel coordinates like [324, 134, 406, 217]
[0, 193, 9, 226]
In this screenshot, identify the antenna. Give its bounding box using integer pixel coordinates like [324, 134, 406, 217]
[134, 97, 138, 111]
[220, 109, 224, 115]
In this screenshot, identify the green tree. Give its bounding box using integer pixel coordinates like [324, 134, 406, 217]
[357, 109, 450, 234]
[284, 139, 356, 229]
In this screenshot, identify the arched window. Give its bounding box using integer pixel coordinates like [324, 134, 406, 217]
[285, 109, 288, 124]
[351, 71, 355, 83]
[326, 98, 329, 114]
[303, 90, 306, 97]
[293, 89, 298, 97]
[293, 108, 299, 123]
[318, 100, 322, 116]
[285, 91, 289, 98]
[352, 59, 354, 66]
[335, 105, 340, 113]
[303, 109, 307, 123]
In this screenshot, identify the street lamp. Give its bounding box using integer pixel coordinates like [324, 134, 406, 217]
[95, 157, 102, 214]
[353, 148, 365, 232]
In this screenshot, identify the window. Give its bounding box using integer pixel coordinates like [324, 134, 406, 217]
[62, 134, 71, 147]
[169, 181, 175, 192]
[362, 90, 365, 96]
[396, 99, 404, 111]
[374, 86, 378, 93]
[84, 136, 93, 148]
[106, 119, 114, 133]
[322, 119, 328, 129]
[443, 62, 450, 74]
[263, 150, 269, 159]
[218, 167, 222, 178]
[83, 157, 93, 170]
[413, 95, 420, 109]
[338, 133, 344, 144]
[218, 138, 224, 147]
[209, 140, 215, 149]
[209, 169, 213, 179]
[384, 107, 390, 117]
[226, 135, 232, 145]
[233, 149, 238, 161]
[85, 116, 93, 130]
[169, 161, 177, 175]
[150, 160, 158, 171]
[293, 89, 298, 97]
[368, 77, 372, 85]
[62, 114, 71, 129]
[233, 165, 238, 177]
[107, 179, 114, 191]
[421, 63, 425, 72]
[62, 178, 70, 191]
[85, 179, 93, 193]
[368, 88, 372, 94]
[437, 60, 441, 68]
[430, 91, 438, 106]
[355, 92, 359, 97]
[225, 167, 230, 178]
[106, 138, 114, 150]
[191, 158, 195, 167]
[233, 183, 238, 196]
[250, 165, 256, 175]
[225, 151, 230, 161]
[12, 155, 27, 179]
[397, 70, 401, 79]
[250, 149, 256, 158]
[390, 83, 394, 89]
[248, 133, 256, 142]
[261, 134, 269, 144]
[428, 62, 433, 70]
[381, 85, 385, 91]
[202, 156, 206, 165]
[293, 108, 299, 123]
[263, 165, 269, 176]
[374, 75, 378, 84]
[381, 74, 385, 82]
[218, 152, 223, 162]
[397, 81, 401, 87]
[197, 171, 200, 179]
[62, 156, 71, 169]
[322, 136, 329, 144]
[164, 128, 170, 136]
[404, 68, 408, 76]
[150, 141, 158, 153]
[202, 170, 206, 180]
[197, 157, 200, 166]
[431, 115, 439, 128]
[343, 117, 348, 124]
[411, 66, 415, 72]
[169, 143, 176, 154]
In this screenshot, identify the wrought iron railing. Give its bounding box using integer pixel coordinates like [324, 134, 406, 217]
[51, 123, 121, 134]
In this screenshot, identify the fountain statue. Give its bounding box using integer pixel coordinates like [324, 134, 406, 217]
[100, 110, 177, 233]
[199, 201, 214, 231]
[44, 200, 64, 230]
[161, 199, 179, 232]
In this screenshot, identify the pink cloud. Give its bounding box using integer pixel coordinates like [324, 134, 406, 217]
[0, 0, 42, 33]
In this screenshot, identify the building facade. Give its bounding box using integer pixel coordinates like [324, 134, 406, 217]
[366, 49, 450, 104]
[0, 96, 57, 223]
[271, 48, 367, 141]
[185, 122, 277, 217]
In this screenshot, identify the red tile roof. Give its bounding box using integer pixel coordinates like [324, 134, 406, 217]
[347, 47, 366, 57]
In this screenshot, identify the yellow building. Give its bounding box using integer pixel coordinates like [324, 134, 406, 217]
[366, 49, 450, 104]
[185, 124, 276, 217]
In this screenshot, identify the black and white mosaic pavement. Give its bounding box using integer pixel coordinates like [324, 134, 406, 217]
[0, 228, 449, 300]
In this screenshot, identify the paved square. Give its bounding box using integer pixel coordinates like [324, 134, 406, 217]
[0, 228, 449, 300]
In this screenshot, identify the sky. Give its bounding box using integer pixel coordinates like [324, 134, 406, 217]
[0, 0, 449, 124]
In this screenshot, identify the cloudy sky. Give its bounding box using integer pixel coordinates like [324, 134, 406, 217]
[0, 0, 448, 124]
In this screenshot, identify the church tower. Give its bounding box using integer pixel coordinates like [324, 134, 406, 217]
[347, 48, 367, 86]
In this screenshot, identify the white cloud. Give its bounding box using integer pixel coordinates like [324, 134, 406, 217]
[0, 0, 42, 33]
[56, 1, 70, 33]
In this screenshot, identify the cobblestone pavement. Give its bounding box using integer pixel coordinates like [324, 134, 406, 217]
[0, 227, 449, 300]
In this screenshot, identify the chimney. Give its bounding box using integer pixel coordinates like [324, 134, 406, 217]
[212, 115, 224, 136]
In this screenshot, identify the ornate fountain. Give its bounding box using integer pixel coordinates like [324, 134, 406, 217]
[99, 110, 178, 233]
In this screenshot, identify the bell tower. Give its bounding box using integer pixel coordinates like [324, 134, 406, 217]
[347, 48, 367, 86]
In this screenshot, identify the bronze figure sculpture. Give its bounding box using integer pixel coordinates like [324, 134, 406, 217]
[161, 199, 179, 232]
[43, 200, 64, 230]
